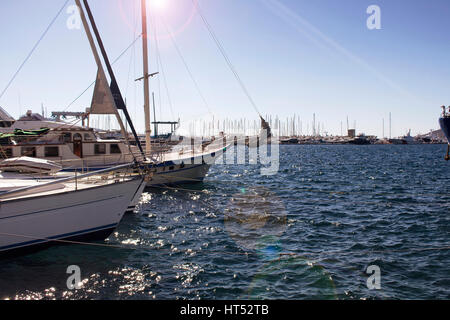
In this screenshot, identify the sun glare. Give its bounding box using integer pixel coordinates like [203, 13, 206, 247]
[149, 0, 168, 10]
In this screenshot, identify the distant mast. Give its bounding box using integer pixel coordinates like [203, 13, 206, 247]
[152, 92, 158, 137]
[389, 112, 392, 139]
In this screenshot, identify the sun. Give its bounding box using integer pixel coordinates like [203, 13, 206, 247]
[149, 0, 168, 10]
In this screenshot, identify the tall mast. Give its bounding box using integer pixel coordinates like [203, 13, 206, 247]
[389, 112, 392, 139]
[141, 0, 152, 155]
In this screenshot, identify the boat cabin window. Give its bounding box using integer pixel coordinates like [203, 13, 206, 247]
[45, 146, 59, 157]
[73, 133, 82, 141]
[94, 144, 106, 155]
[0, 147, 13, 159]
[0, 121, 13, 128]
[63, 133, 72, 143]
[84, 133, 93, 141]
[21, 147, 36, 157]
[110, 144, 121, 154]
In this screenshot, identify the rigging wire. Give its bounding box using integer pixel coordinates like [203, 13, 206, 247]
[0, 0, 70, 101]
[64, 34, 143, 112]
[191, 0, 262, 117]
[150, 13, 176, 122]
[149, 13, 164, 122]
[125, 0, 139, 104]
[158, 14, 213, 116]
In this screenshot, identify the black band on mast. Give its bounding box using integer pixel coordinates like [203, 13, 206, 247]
[82, 0, 145, 157]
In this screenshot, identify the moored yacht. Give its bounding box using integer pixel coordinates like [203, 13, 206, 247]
[0, 117, 227, 186]
[0, 0, 151, 255]
[0, 0, 228, 187]
[0, 160, 145, 254]
[439, 107, 450, 143]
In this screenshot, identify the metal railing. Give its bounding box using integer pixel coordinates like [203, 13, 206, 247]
[0, 162, 141, 200]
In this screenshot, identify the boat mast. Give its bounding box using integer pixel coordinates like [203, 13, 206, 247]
[141, 0, 152, 155]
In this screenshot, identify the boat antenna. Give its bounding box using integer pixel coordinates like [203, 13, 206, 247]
[82, 0, 146, 158]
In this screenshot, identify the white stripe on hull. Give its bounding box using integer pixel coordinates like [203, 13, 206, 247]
[0, 178, 143, 252]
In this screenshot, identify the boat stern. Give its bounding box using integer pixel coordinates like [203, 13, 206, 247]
[439, 117, 450, 144]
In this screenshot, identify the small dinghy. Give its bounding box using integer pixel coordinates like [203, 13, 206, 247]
[0, 157, 62, 174]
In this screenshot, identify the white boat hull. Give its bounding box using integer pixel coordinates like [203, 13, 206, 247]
[126, 178, 148, 212]
[144, 144, 228, 186]
[147, 163, 211, 186]
[0, 177, 143, 253]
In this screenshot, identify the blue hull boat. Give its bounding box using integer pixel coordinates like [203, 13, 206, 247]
[439, 117, 450, 144]
[439, 116, 450, 160]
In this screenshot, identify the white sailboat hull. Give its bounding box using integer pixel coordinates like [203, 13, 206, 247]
[147, 163, 211, 186]
[144, 144, 229, 186]
[0, 177, 143, 253]
[127, 178, 148, 212]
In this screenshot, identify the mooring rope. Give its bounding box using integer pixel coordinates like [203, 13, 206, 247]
[0, 230, 448, 258]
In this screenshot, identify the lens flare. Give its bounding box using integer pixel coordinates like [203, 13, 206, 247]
[224, 187, 287, 251]
[118, 0, 198, 41]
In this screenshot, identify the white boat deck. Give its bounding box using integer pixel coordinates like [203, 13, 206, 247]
[154, 141, 228, 163]
[0, 171, 140, 202]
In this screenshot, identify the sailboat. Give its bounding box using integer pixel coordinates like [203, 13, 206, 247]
[0, 0, 228, 187]
[439, 106, 450, 160]
[136, 0, 227, 186]
[0, 0, 149, 254]
[0, 111, 227, 187]
[0, 163, 145, 254]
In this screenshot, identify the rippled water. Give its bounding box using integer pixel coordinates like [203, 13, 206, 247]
[1, 145, 449, 300]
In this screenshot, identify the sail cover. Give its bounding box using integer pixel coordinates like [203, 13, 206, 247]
[260, 116, 272, 138]
[0, 157, 62, 174]
[89, 70, 117, 115]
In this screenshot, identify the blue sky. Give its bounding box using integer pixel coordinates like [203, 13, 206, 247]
[1, 0, 450, 137]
